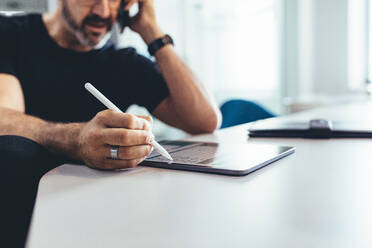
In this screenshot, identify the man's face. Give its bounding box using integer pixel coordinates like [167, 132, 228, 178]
[61, 0, 121, 47]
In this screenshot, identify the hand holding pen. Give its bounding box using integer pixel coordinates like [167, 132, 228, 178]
[78, 83, 172, 170]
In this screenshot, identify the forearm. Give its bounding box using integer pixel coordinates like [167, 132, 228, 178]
[0, 107, 83, 160]
[154, 45, 217, 112]
[156, 46, 220, 130]
[142, 27, 221, 132]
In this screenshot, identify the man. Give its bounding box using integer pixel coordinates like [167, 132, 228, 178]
[0, 0, 221, 169]
[0, 0, 220, 245]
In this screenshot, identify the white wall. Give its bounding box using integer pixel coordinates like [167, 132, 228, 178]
[48, 0, 57, 12]
[279, 0, 300, 99]
[369, 0, 372, 81]
[348, 0, 369, 89]
[283, 0, 369, 101]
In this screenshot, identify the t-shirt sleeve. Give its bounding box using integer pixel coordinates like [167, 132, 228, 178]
[120, 48, 170, 113]
[0, 16, 19, 76]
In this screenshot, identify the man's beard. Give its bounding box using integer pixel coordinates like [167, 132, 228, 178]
[61, 0, 114, 47]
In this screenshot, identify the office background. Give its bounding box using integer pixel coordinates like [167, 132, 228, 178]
[1, 0, 372, 137]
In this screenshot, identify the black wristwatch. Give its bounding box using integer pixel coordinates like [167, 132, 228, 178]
[148, 34, 174, 56]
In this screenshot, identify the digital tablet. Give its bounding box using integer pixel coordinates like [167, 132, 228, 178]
[141, 140, 295, 176]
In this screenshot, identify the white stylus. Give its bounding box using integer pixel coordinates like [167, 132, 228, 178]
[85, 83, 173, 161]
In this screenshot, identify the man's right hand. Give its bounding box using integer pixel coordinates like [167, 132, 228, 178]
[77, 110, 154, 170]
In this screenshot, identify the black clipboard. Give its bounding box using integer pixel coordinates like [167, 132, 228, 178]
[141, 140, 295, 176]
[248, 119, 372, 138]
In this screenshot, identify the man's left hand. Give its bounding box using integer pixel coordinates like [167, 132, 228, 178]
[123, 0, 165, 44]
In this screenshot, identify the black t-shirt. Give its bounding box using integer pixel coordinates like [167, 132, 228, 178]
[0, 14, 169, 123]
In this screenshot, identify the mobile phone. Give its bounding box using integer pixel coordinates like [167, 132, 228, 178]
[117, 0, 130, 33]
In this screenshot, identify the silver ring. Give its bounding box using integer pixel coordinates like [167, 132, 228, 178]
[110, 146, 120, 160]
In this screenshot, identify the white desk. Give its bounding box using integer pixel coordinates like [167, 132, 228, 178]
[27, 102, 372, 248]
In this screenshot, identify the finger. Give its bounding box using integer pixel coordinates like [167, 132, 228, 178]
[137, 156, 147, 165]
[105, 144, 153, 160]
[136, 115, 153, 129]
[103, 157, 147, 170]
[101, 128, 153, 146]
[96, 110, 151, 130]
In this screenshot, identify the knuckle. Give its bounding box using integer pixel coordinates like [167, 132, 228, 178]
[143, 120, 152, 130]
[145, 116, 153, 126]
[125, 114, 137, 129]
[144, 131, 152, 144]
[138, 115, 153, 130]
[94, 110, 108, 123]
[147, 115, 153, 124]
[95, 110, 105, 120]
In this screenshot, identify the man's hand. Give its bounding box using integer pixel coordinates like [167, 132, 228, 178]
[123, 0, 165, 44]
[77, 110, 154, 170]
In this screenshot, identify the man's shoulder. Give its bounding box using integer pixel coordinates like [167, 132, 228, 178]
[109, 46, 153, 66]
[112, 46, 139, 57]
[96, 45, 157, 79]
[103, 46, 146, 63]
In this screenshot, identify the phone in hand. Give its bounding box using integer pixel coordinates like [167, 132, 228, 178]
[117, 0, 130, 33]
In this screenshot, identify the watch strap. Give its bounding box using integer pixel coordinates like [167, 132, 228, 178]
[148, 34, 174, 56]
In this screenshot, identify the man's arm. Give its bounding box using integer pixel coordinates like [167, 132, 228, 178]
[0, 74, 25, 112]
[125, 0, 222, 134]
[0, 74, 80, 158]
[0, 73, 154, 169]
[152, 44, 221, 134]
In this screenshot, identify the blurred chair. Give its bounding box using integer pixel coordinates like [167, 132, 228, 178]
[220, 99, 276, 128]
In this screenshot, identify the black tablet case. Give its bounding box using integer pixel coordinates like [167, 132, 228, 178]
[248, 119, 372, 138]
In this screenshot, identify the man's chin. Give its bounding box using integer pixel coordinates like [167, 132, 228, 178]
[82, 30, 107, 47]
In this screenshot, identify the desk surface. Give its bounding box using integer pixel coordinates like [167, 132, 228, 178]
[27, 101, 372, 248]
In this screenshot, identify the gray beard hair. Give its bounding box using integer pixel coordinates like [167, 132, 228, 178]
[61, 0, 96, 47]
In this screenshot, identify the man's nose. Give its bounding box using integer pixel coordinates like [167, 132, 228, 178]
[92, 0, 111, 18]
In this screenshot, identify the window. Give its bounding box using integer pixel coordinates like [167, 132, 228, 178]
[348, 0, 370, 90]
[119, 0, 280, 107]
[183, 0, 279, 103]
[368, 0, 372, 82]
